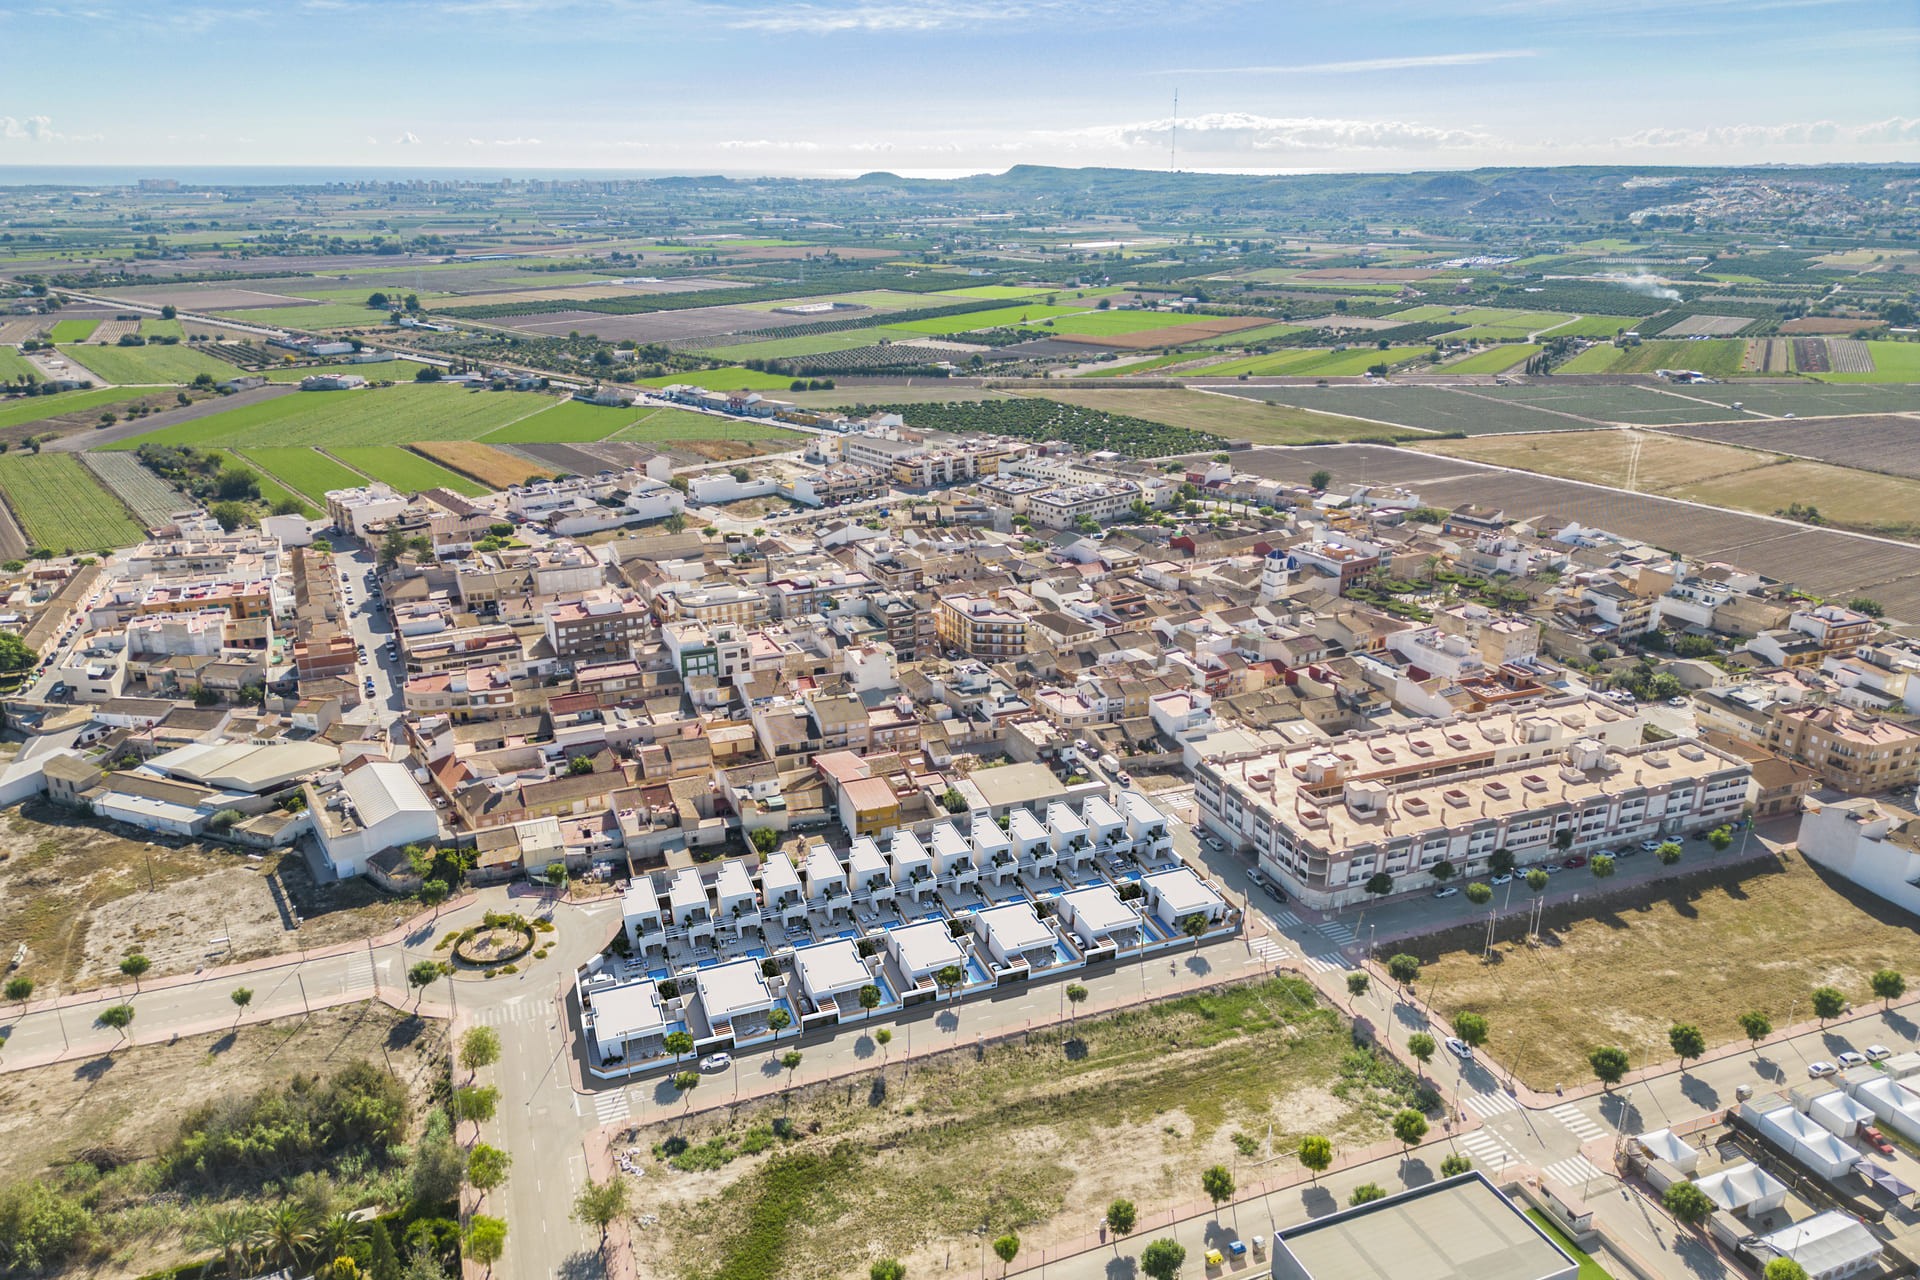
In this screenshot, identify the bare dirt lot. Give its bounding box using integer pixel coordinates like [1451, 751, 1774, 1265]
[0, 801, 403, 995]
[1659, 414, 1920, 480]
[626, 977, 1414, 1280]
[1409, 849, 1918, 1089]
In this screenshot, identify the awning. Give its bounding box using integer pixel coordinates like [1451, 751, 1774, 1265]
[1858, 1160, 1914, 1199]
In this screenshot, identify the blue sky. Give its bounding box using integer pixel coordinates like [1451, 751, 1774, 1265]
[1, 0, 1915, 174]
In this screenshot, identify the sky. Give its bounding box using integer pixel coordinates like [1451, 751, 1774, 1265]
[0, 0, 1916, 176]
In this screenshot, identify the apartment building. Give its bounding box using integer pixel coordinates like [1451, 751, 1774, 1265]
[138, 580, 275, 622]
[935, 594, 1030, 661]
[544, 589, 654, 659]
[325, 484, 408, 537]
[652, 581, 769, 627]
[1026, 481, 1140, 531]
[1194, 695, 1751, 908]
[1762, 703, 1920, 794]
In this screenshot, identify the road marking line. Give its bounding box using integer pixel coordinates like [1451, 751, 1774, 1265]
[1543, 1154, 1608, 1187]
[1461, 1091, 1521, 1118]
[1550, 1103, 1606, 1141]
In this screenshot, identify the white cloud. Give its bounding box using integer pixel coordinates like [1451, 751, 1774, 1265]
[395, 130, 421, 144]
[0, 114, 98, 143]
[1055, 112, 1501, 154]
[720, 0, 1122, 33]
[492, 137, 542, 147]
[1155, 50, 1539, 75]
[718, 138, 824, 151]
[1608, 119, 1913, 149]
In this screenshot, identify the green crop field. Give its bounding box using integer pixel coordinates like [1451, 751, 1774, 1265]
[1819, 341, 1920, 383]
[733, 290, 932, 314]
[328, 446, 488, 497]
[933, 285, 1053, 300]
[1444, 344, 1538, 374]
[636, 367, 800, 392]
[1045, 309, 1214, 337]
[1203, 346, 1435, 377]
[1536, 314, 1643, 339]
[484, 400, 650, 442]
[1198, 321, 1306, 347]
[0, 349, 42, 383]
[611, 406, 785, 443]
[888, 303, 1092, 335]
[138, 318, 185, 340]
[0, 387, 136, 431]
[48, 319, 99, 343]
[1559, 344, 1625, 373]
[697, 329, 915, 362]
[1600, 339, 1748, 378]
[212, 304, 392, 330]
[59, 343, 241, 385]
[0, 453, 144, 552]
[1080, 352, 1224, 377]
[260, 359, 438, 383]
[239, 447, 374, 502]
[222, 450, 317, 517]
[99, 384, 554, 451]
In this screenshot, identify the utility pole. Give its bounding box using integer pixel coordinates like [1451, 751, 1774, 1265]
[1171, 89, 1178, 174]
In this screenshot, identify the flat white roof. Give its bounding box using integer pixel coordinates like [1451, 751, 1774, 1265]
[695, 958, 774, 1021]
[1121, 790, 1163, 824]
[1082, 795, 1124, 828]
[1145, 866, 1225, 917]
[970, 819, 1010, 852]
[890, 919, 965, 975]
[715, 860, 755, 902]
[977, 902, 1055, 955]
[1047, 801, 1087, 835]
[803, 843, 844, 883]
[1060, 883, 1140, 936]
[761, 852, 801, 895]
[931, 822, 970, 861]
[889, 830, 929, 866]
[793, 940, 871, 997]
[1008, 808, 1048, 843]
[668, 867, 707, 914]
[622, 880, 660, 919]
[588, 979, 667, 1042]
[847, 838, 888, 880]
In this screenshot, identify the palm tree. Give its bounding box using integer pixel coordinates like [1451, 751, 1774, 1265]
[190, 1206, 260, 1279]
[252, 1201, 318, 1270]
[312, 1213, 365, 1268]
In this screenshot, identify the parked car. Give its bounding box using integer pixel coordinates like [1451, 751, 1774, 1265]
[1667, 696, 1689, 707]
[1807, 1060, 1838, 1078]
[1565, 854, 1588, 869]
[1615, 845, 1639, 858]
[1838, 1050, 1867, 1070]
[1246, 869, 1271, 894]
[1445, 1036, 1473, 1061]
[1542, 863, 1564, 873]
[1861, 1126, 1896, 1156]
[699, 1052, 732, 1073]
[1865, 1044, 1893, 1061]
[1640, 839, 1664, 852]
[1490, 873, 1513, 885]
[1433, 886, 1459, 899]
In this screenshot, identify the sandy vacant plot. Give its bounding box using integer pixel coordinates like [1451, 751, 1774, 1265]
[1418, 429, 1920, 537]
[629, 977, 1416, 1280]
[414, 439, 554, 489]
[0, 801, 402, 994]
[1411, 851, 1918, 1088]
[1025, 387, 1419, 445]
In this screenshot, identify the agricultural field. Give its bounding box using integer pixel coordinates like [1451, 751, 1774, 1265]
[483, 399, 651, 443]
[47, 319, 99, 343]
[238, 447, 374, 503]
[1660, 415, 1920, 480]
[1023, 388, 1420, 445]
[1413, 851, 1918, 1089]
[887, 302, 1095, 335]
[413, 440, 554, 489]
[697, 328, 915, 363]
[0, 386, 157, 433]
[1672, 381, 1920, 417]
[210, 303, 393, 330]
[632, 977, 1420, 1280]
[1222, 385, 1596, 434]
[1387, 305, 1570, 337]
[1443, 344, 1538, 374]
[1198, 320, 1306, 346]
[1574, 339, 1750, 378]
[636, 367, 804, 392]
[0, 348, 42, 383]
[57, 342, 241, 385]
[1079, 352, 1225, 377]
[78, 450, 187, 525]
[1820, 340, 1920, 383]
[931, 284, 1054, 299]
[1467, 383, 1754, 425]
[0, 452, 144, 552]
[97, 384, 555, 449]
[1202, 346, 1435, 377]
[613, 406, 787, 444]
[1558, 344, 1625, 373]
[1532, 314, 1642, 339]
[1045, 309, 1217, 337]
[1420, 429, 1920, 538]
[222, 451, 317, 516]
[327, 446, 488, 497]
[137, 317, 184, 339]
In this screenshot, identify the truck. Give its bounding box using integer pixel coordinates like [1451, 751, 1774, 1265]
[1098, 753, 1120, 773]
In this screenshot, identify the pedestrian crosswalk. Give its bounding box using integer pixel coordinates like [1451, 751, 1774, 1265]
[1551, 1103, 1607, 1141]
[1250, 938, 1290, 965]
[1302, 953, 1346, 973]
[1316, 919, 1357, 944]
[592, 1089, 631, 1126]
[1461, 1090, 1522, 1118]
[473, 997, 548, 1028]
[1456, 1128, 1520, 1172]
[1268, 909, 1303, 928]
[1542, 1154, 1609, 1188]
[342, 953, 375, 992]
